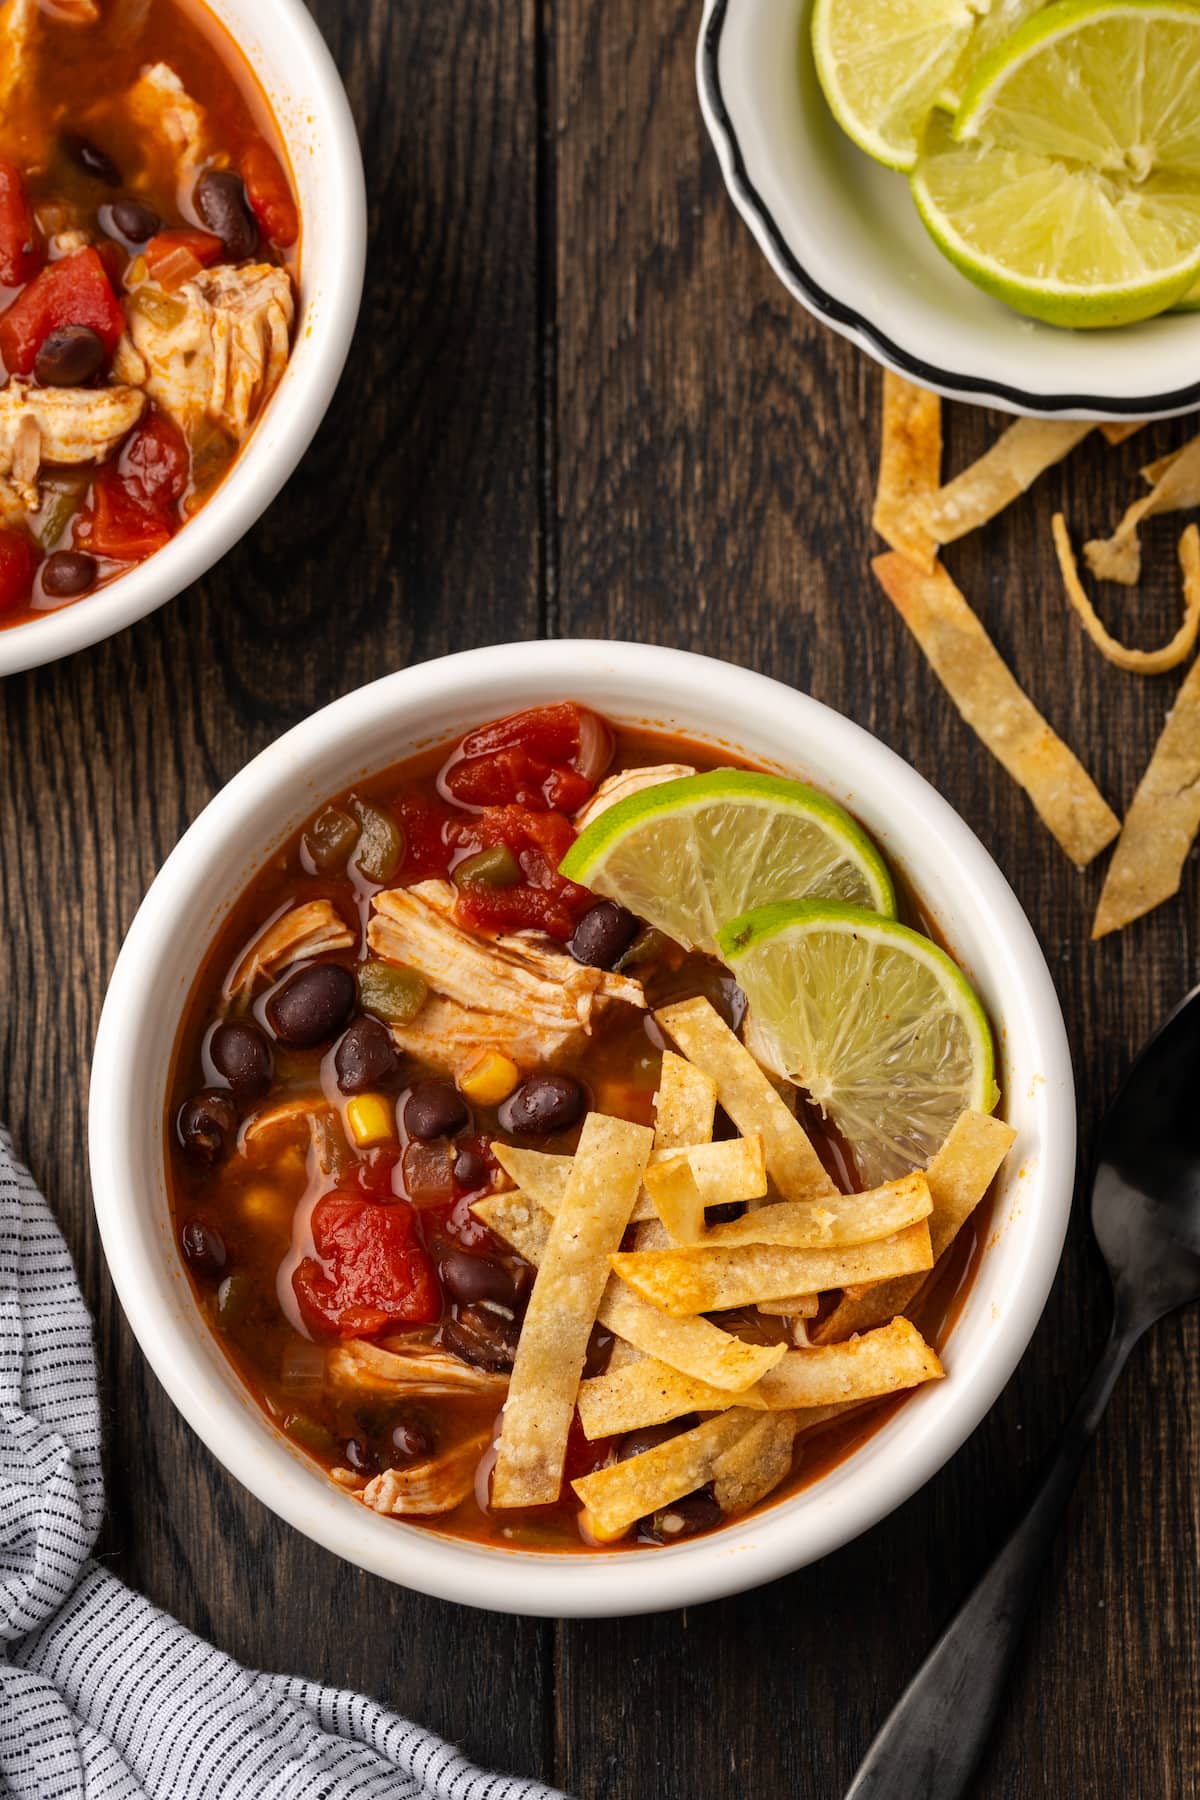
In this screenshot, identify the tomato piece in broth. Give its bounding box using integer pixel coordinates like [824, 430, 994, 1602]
[76, 411, 190, 563]
[240, 142, 300, 249]
[0, 527, 40, 612]
[441, 702, 612, 813]
[293, 1193, 441, 1337]
[0, 247, 125, 374]
[0, 160, 40, 288]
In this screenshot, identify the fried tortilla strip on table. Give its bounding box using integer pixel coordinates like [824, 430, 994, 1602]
[700, 1170, 932, 1250]
[612, 1222, 933, 1316]
[1092, 578, 1200, 939]
[1084, 432, 1200, 586]
[873, 372, 942, 571]
[815, 1109, 1016, 1342]
[873, 552, 1120, 868]
[576, 1317, 942, 1437]
[1099, 421, 1147, 447]
[572, 1410, 754, 1539]
[475, 1190, 786, 1392]
[1053, 514, 1200, 675]
[656, 998, 836, 1201]
[712, 1412, 798, 1515]
[922, 419, 1093, 546]
[491, 1114, 653, 1507]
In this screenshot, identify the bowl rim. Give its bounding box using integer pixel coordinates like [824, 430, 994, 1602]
[0, 0, 367, 679]
[696, 0, 1200, 419]
[89, 639, 1075, 1617]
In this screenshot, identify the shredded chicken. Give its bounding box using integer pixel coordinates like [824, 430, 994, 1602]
[0, 384, 147, 508]
[327, 1338, 509, 1399]
[225, 899, 354, 998]
[125, 62, 208, 172]
[0, 0, 38, 126]
[360, 1434, 491, 1517]
[366, 879, 644, 1076]
[127, 264, 295, 444]
[573, 763, 696, 830]
[43, 0, 102, 21]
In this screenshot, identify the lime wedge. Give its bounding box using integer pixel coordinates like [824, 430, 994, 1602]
[937, 0, 1048, 112]
[1173, 274, 1200, 310]
[811, 0, 981, 172]
[559, 772, 895, 957]
[912, 1, 1200, 329]
[718, 901, 996, 1186]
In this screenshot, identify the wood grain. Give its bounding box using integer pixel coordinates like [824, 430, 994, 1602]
[0, 0, 1198, 1793]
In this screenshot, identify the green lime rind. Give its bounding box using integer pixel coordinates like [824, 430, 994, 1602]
[560, 770, 896, 958]
[811, 0, 979, 174]
[718, 900, 997, 1186]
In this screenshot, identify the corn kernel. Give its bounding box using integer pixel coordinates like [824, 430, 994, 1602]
[578, 1507, 628, 1546]
[460, 1050, 520, 1106]
[345, 1093, 397, 1147]
[241, 1183, 289, 1234]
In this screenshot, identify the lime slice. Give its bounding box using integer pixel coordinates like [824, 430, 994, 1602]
[937, 0, 1048, 111]
[559, 772, 895, 957]
[718, 901, 996, 1186]
[811, 0, 981, 173]
[912, 1, 1200, 329]
[1173, 274, 1200, 310]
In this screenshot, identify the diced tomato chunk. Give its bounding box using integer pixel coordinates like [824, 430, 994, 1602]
[391, 791, 464, 881]
[0, 526, 40, 613]
[0, 247, 125, 376]
[75, 410, 190, 564]
[0, 160, 40, 288]
[143, 229, 224, 292]
[293, 1192, 441, 1337]
[441, 703, 613, 813]
[452, 803, 591, 940]
[240, 142, 299, 249]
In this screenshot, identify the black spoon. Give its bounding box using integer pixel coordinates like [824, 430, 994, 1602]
[845, 982, 1200, 1800]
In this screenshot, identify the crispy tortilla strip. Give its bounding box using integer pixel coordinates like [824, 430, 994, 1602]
[923, 419, 1092, 546]
[1099, 421, 1147, 447]
[702, 1171, 931, 1250]
[873, 552, 1119, 868]
[491, 1114, 653, 1507]
[612, 1222, 933, 1316]
[1084, 432, 1200, 586]
[655, 1049, 717, 1149]
[873, 372, 941, 571]
[571, 1411, 753, 1537]
[1142, 450, 1178, 487]
[656, 998, 835, 1201]
[578, 1358, 767, 1437]
[712, 1412, 797, 1514]
[756, 1294, 819, 1318]
[1052, 514, 1200, 675]
[475, 1191, 786, 1392]
[1093, 555, 1200, 938]
[493, 1134, 765, 1232]
[644, 1136, 767, 1243]
[815, 1110, 1015, 1342]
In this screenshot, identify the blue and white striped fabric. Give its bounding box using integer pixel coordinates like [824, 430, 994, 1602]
[0, 1129, 566, 1800]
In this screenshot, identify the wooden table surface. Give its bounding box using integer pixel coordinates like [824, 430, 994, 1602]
[3, 2, 1199, 1794]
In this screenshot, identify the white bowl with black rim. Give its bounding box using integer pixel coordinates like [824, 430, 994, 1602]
[0, 0, 365, 679]
[697, 0, 1200, 420]
[89, 639, 1075, 1617]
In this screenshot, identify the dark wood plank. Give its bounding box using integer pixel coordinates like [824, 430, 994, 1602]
[0, 0, 553, 1782]
[551, 2, 1200, 1795]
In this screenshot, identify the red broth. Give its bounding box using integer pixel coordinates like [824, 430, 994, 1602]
[166, 710, 997, 1553]
[0, 0, 298, 627]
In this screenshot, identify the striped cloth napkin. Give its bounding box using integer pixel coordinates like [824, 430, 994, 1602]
[0, 1128, 566, 1800]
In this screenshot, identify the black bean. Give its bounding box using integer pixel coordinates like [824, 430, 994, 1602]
[499, 1072, 586, 1136]
[335, 1015, 397, 1094]
[640, 1485, 724, 1543]
[440, 1250, 519, 1308]
[618, 1418, 697, 1463]
[404, 1079, 468, 1141]
[453, 1149, 489, 1193]
[66, 135, 120, 184]
[35, 325, 106, 388]
[210, 1019, 273, 1099]
[569, 899, 640, 970]
[442, 1303, 519, 1373]
[104, 198, 159, 244]
[193, 167, 259, 260]
[389, 1417, 434, 1464]
[265, 963, 356, 1048]
[41, 551, 97, 599]
[180, 1218, 227, 1278]
[705, 1200, 746, 1225]
[342, 1435, 376, 1476]
[583, 1322, 614, 1380]
[176, 1090, 237, 1165]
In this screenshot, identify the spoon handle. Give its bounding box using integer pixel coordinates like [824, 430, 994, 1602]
[844, 1320, 1136, 1800]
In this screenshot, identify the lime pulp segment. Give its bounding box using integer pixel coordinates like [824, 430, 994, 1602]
[559, 771, 896, 957]
[719, 900, 996, 1187]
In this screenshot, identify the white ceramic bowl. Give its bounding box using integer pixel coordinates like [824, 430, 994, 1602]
[90, 640, 1074, 1617]
[0, 0, 365, 678]
[698, 0, 1200, 419]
